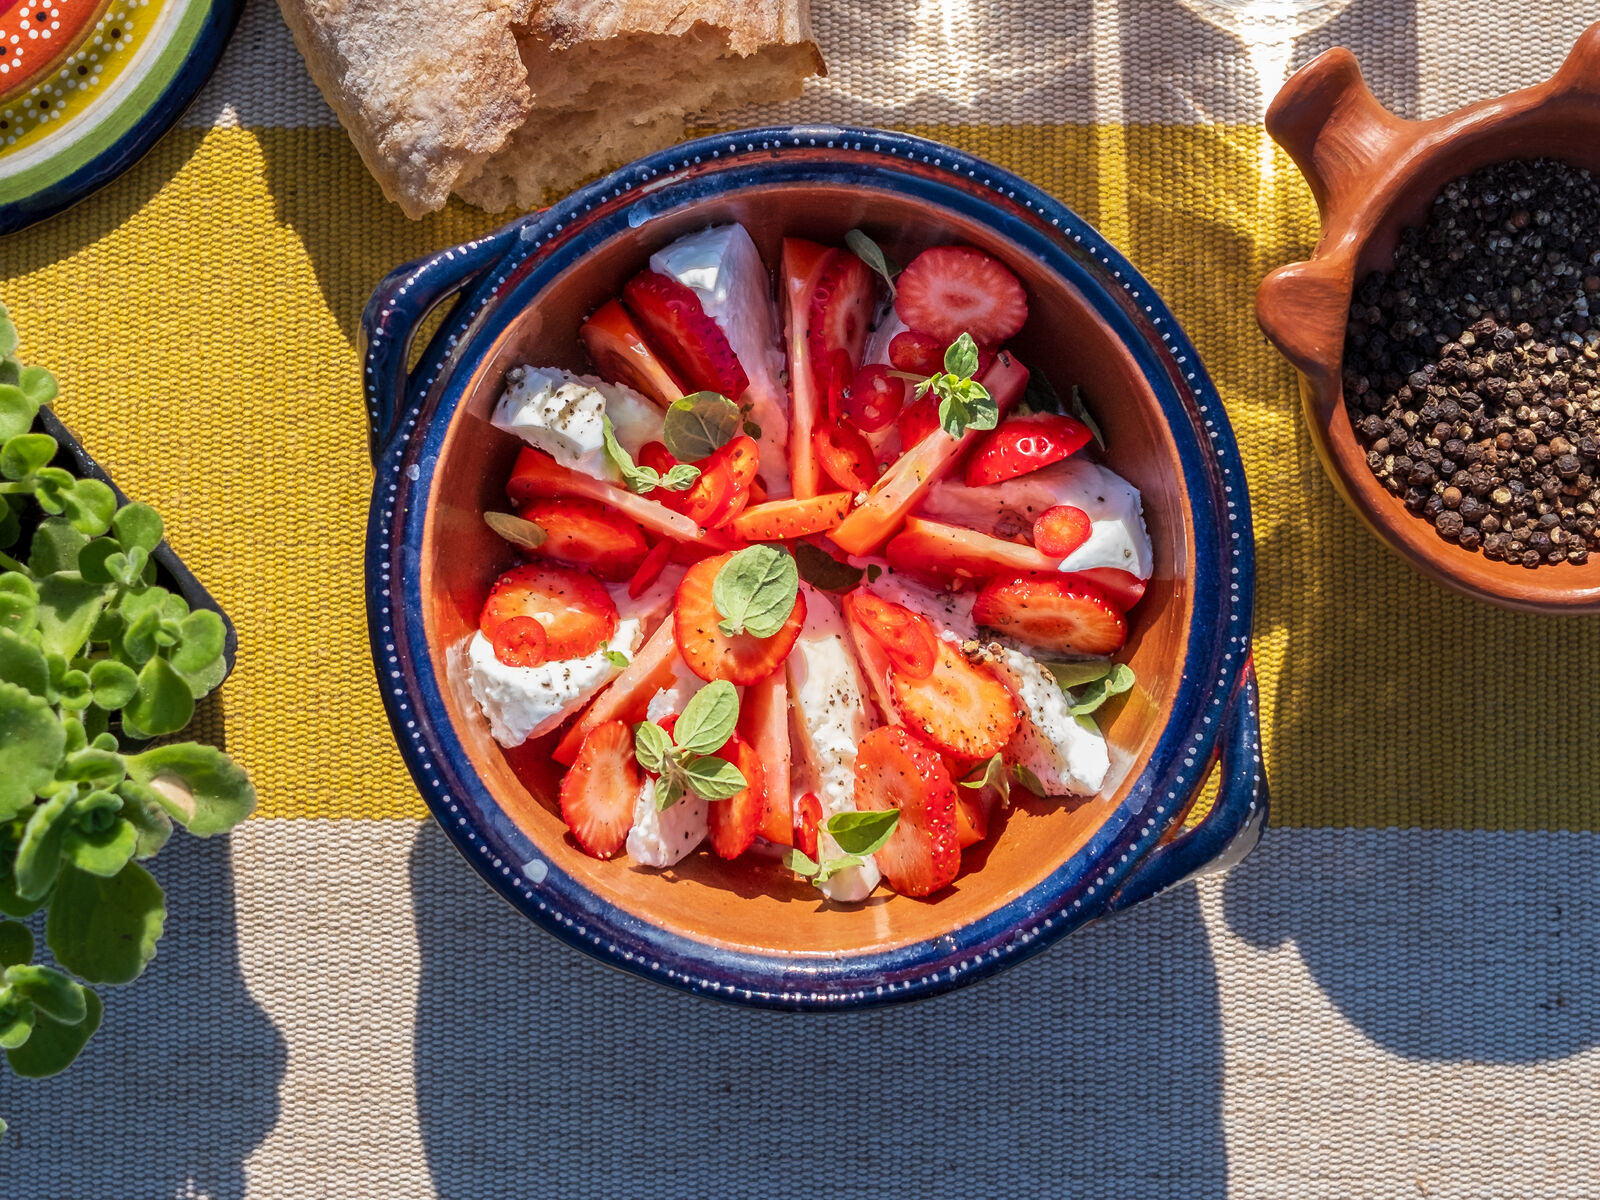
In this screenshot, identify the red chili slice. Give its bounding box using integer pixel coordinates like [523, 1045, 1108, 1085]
[842, 363, 907, 433]
[844, 591, 938, 680]
[489, 615, 550, 668]
[812, 422, 881, 494]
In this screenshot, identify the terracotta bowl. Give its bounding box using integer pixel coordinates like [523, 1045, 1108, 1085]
[1257, 23, 1600, 612]
[362, 127, 1265, 1008]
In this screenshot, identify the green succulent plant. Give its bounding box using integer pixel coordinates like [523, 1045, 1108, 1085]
[0, 303, 255, 1140]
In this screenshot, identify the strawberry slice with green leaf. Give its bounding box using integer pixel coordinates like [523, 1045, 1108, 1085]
[852, 726, 960, 897]
[674, 548, 807, 685]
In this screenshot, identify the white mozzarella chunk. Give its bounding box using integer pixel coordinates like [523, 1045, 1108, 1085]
[986, 648, 1109, 797]
[491, 366, 661, 482]
[920, 458, 1153, 579]
[466, 618, 643, 747]
[870, 574, 978, 641]
[650, 225, 791, 496]
[787, 586, 880, 902]
[626, 777, 709, 869]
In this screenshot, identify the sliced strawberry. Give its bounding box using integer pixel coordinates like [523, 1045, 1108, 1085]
[553, 620, 679, 765]
[894, 245, 1028, 346]
[559, 720, 640, 859]
[515, 496, 648, 582]
[728, 492, 852, 542]
[971, 572, 1128, 656]
[888, 330, 945, 376]
[813, 422, 880, 494]
[842, 363, 906, 433]
[579, 298, 686, 408]
[843, 591, 937, 680]
[807, 250, 877, 398]
[889, 639, 1020, 761]
[1032, 504, 1092, 558]
[782, 238, 834, 499]
[852, 726, 959, 897]
[843, 603, 899, 725]
[794, 791, 823, 860]
[741, 667, 792, 845]
[953, 780, 990, 849]
[896, 393, 940, 451]
[1073, 567, 1147, 613]
[480, 563, 618, 661]
[884, 516, 1060, 587]
[489, 615, 549, 668]
[622, 270, 749, 398]
[674, 552, 808, 685]
[707, 733, 765, 859]
[627, 539, 674, 600]
[965, 414, 1093, 488]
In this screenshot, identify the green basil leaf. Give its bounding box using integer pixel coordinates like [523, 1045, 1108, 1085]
[937, 380, 997, 440]
[633, 721, 672, 775]
[28, 516, 88, 575]
[793, 541, 863, 592]
[603, 649, 629, 670]
[33, 573, 105, 659]
[0, 627, 49, 697]
[1045, 660, 1114, 691]
[0, 995, 35, 1049]
[1067, 384, 1107, 451]
[116, 780, 174, 858]
[170, 609, 225, 675]
[14, 790, 74, 900]
[783, 848, 820, 877]
[844, 229, 898, 297]
[46, 861, 165, 985]
[663, 392, 741, 462]
[6, 986, 100, 1078]
[653, 771, 686, 811]
[711, 544, 799, 639]
[1012, 762, 1048, 796]
[122, 656, 194, 737]
[825, 809, 900, 856]
[681, 754, 747, 801]
[121, 742, 256, 834]
[63, 818, 137, 878]
[959, 753, 1012, 805]
[0, 680, 63, 820]
[110, 502, 163, 554]
[0, 386, 35, 442]
[1068, 663, 1136, 716]
[0, 921, 32, 970]
[60, 479, 115, 537]
[672, 679, 739, 755]
[659, 463, 701, 491]
[17, 365, 57, 410]
[0, 433, 56, 481]
[483, 511, 546, 550]
[944, 332, 980, 379]
[5, 964, 87, 1025]
[811, 854, 866, 884]
[88, 659, 138, 709]
[602, 413, 684, 494]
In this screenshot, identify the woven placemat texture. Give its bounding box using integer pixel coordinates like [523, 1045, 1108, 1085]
[1, 1, 1599, 1196]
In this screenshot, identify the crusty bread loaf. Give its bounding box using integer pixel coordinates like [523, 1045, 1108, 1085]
[275, 0, 823, 218]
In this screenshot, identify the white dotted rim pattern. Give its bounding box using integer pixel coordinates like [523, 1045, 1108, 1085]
[362, 127, 1264, 1009]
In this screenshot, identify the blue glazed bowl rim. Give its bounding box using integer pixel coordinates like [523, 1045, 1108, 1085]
[367, 125, 1256, 1009]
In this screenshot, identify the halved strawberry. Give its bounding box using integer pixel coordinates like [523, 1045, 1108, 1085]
[807, 250, 877, 397]
[843, 591, 937, 680]
[515, 496, 648, 582]
[894, 246, 1028, 346]
[707, 733, 765, 859]
[627, 539, 674, 600]
[813, 422, 880, 493]
[559, 720, 640, 859]
[965, 414, 1093, 488]
[579, 298, 686, 408]
[888, 330, 944, 376]
[1032, 504, 1092, 558]
[971, 572, 1127, 656]
[728, 492, 852, 542]
[842, 363, 906, 433]
[489, 615, 549, 668]
[673, 552, 808, 685]
[622, 270, 749, 398]
[889, 639, 1020, 760]
[741, 667, 792, 846]
[794, 791, 823, 860]
[852, 726, 959, 897]
[480, 563, 618, 661]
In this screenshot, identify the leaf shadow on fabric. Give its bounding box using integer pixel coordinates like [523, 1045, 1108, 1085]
[408, 819, 1229, 1200]
[0, 831, 286, 1199]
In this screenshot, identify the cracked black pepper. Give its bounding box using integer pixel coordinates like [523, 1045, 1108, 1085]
[1343, 157, 1600, 568]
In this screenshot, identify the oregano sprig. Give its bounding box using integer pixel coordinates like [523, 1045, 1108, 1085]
[602, 414, 699, 494]
[712, 545, 799, 638]
[916, 333, 999, 439]
[632, 680, 747, 808]
[784, 810, 901, 886]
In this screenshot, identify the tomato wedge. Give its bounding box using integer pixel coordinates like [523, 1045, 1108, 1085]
[843, 592, 937, 680]
[813, 422, 880, 494]
[727, 492, 852, 542]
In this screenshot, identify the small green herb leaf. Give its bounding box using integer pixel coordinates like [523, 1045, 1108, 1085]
[845, 229, 899, 297]
[32, 572, 105, 659]
[783, 848, 821, 877]
[602, 414, 699, 494]
[14, 790, 74, 900]
[945, 332, 980, 379]
[712, 544, 799, 639]
[633, 721, 672, 775]
[674, 680, 739, 755]
[63, 818, 138, 878]
[1044, 660, 1114, 691]
[28, 517, 88, 575]
[653, 771, 686, 810]
[5, 986, 100, 1079]
[604, 649, 630, 670]
[58, 479, 116, 537]
[1068, 663, 1135, 715]
[483, 511, 546, 550]
[681, 754, 747, 801]
[123, 656, 195, 738]
[0, 387, 35, 442]
[116, 780, 174, 859]
[960, 753, 1013, 805]
[17, 365, 57, 410]
[1, 433, 56, 481]
[0, 921, 33, 970]
[88, 659, 139, 709]
[663, 392, 741, 462]
[121, 743, 255, 834]
[5, 964, 88, 1025]
[0, 996, 35, 1050]
[825, 809, 899, 856]
[110, 502, 163, 554]
[917, 334, 998, 440]
[793, 541, 863, 592]
[170, 609, 225, 676]
[46, 861, 166, 985]
[0, 681, 64, 820]
[1012, 762, 1048, 796]
[0, 626, 49, 696]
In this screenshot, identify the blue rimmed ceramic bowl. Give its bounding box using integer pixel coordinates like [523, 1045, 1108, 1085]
[362, 126, 1266, 1009]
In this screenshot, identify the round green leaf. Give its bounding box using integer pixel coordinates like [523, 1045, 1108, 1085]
[87, 659, 138, 709]
[116, 780, 173, 859]
[0, 920, 33, 969]
[46, 861, 166, 985]
[5, 964, 87, 1024]
[63, 818, 137, 878]
[17, 365, 57, 409]
[33, 572, 106, 659]
[673, 680, 740, 755]
[0, 680, 63, 820]
[76, 537, 120, 584]
[119, 605, 161, 664]
[711, 544, 799, 639]
[57, 668, 91, 710]
[0, 995, 35, 1049]
[123, 656, 194, 737]
[110, 502, 163, 554]
[0, 433, 56, 481]
[59, 479, 116, 537]
[28, 517, 89, 575]
[6, 987, 100, 1078]
[58, 749, 124, 788]
[14, 790, 74, 900]
[0, 387, 35, 442]
[0, 626, 49, 697]
[122, 743, 255, 834]
[171, 609, 224, 674]
[663, 392, 741, 461]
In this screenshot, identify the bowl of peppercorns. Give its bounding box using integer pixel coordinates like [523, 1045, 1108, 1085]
[1257, 23, 1600, 612]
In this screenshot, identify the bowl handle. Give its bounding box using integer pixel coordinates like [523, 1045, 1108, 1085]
[359, 222, 528, 462]
[1100, 662, 1268, 914]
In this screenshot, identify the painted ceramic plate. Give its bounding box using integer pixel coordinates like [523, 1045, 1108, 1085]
[0, 0, 239, 234]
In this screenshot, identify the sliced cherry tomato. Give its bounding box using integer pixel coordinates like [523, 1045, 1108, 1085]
[842, 363, 907, 433]
[515, 495, 648, 582]
[700, 434, 760, 528]
[965, 414, 1093, 488]
[843, 592, 938, 680]
[888, 330, 944, 375]
[489, 615, 549, 668]
[822, 347, 852, 424]
[626, 539, 674, 599]
[1032, 504, 1092, 558]
[896, 393, 940, 451]
[812, 422, 881, 493]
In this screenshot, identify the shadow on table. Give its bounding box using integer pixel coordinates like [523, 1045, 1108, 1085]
[0, 832, 285, 1200]
[408, 821, 1228, 1200]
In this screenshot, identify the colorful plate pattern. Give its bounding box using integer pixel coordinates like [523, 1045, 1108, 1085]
[0, 0, 238, 234]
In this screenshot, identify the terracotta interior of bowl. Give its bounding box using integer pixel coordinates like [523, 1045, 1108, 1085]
[420, 183, 1196, 957]
[1317, 125, 1600, 604]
